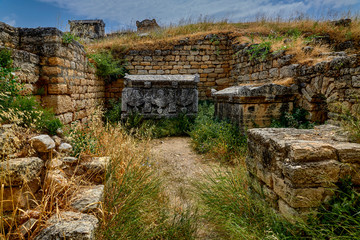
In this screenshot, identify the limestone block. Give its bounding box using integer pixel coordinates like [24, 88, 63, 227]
[1, 179, 40, 212]
[34, 211, 98, 240]
[289, 141, 337, 163]
[352, 75, 360, 87]
[42, 95, 73, 114]
[58, 143, 73, 153]
[0, 157, 43, 186]
[282, 160, 341, 187]
[71, 185, 104, 212]
[48, 84, 68, 94]
[30, 135, 56, 153]
[42, 66, 62, 76]
[79, 157, 110, 183]
[45, 169, 69, 191]
[333, 142, 360, 163]
[272, 174, 328, 208]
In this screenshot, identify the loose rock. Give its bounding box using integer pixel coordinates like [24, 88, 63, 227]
[30, 135, 55, 153]
[35, 211, 98, 240]
[71, 185, 104, 212]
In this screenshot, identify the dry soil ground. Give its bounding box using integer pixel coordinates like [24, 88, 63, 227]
[150, 137, 227, 239]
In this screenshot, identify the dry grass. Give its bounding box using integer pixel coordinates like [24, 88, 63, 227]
[86, 17, 360, 54]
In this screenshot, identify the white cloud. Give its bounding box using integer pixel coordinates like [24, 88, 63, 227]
[2, 14, 16, 26]
[37, 0, 359, 29]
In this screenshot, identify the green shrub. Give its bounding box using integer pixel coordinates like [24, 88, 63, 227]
[271, 108, 314, 129]
[189, 101, 247, 163]
[105, 99, 122, 123]
[68, 122, 98, 157]
[246, 41, 271, 61]
[62, 32, 79, 44]
[0, 48, 13, 68]
[90, 50, 128, 83]
[0, 48, 62, 134]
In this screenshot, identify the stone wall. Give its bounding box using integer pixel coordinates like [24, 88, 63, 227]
[110, 33, 236, 100]
[246, 125, 360, 221]
[217, 44, 360, 125]
[0, 22, 104, 124]
[69, 20, 105, 40]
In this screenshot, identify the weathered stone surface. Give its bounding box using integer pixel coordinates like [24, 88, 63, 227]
[272, 174, 327, 208]
[122, 75, 199, 119]
[0, 157, 43, 186]
[213, 84, 297, 128]
[62, 157, 78, 165]
[45, 169, 68, 191]
[71, 185, 104, 212]
[30, 135, 56, 153]
[289, 141, 337, 163]
[80, 157, 110, 183]
[1, 179, 40, 211]
[282, 160, 341, 187]
[247, 126, 360, 219]
[35, 211, 98, 240]
[69, 19, 105, 40]
[136, 19, 160, 32]
[58, 143, 73, 153]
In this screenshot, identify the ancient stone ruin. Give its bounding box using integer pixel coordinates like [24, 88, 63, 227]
[246, 125, 360, 221]
[136, 19, 160, 32]
[121, 74, 199, 119]
[212, 84, 298, 128]
[68, 19, 105, 40]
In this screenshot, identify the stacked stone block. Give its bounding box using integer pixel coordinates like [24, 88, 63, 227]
[118, 33, 235, 99]
[0, 22, 104, 124]
[213, 84, 297, 128]
[246, 125, 360, 220]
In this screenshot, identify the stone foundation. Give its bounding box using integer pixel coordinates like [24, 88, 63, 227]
[213, 83, 298, 128]
[121, 75, 199, 119]
[246, 125, 360, 220]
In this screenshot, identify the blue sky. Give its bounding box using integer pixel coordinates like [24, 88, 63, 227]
[1, 0, 360, 32]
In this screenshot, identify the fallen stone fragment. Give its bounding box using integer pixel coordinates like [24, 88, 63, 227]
[44, 169, 69, 191]
[62, 157, 78, 165]
[30, 135, 55, 153]
[58, 143, 73, 153]
[16, 218, 37, 239]
[35, 211, 98, 240]
[71, 185, 104, 212]
[80, 157, 110, 183]
[0, 157, 43, 186]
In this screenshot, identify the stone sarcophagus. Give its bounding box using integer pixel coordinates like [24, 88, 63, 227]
[121, 75, 199, 119]
[212, 83, 298, 129]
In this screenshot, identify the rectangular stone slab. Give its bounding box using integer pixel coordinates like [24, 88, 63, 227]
[121, 74, 199, 119]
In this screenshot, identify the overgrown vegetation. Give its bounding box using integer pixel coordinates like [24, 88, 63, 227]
[197, 167, 360, 239]
[0, 48, 62, 135]
[339, 104, 360, 143]
[189, 101, 247, 163]
[67, 109, 199, 239]
[104, 100, 247, 163]
[62, 32, 79, 44]
[90, 50, 128, 83]
[271, 107, 314, 129]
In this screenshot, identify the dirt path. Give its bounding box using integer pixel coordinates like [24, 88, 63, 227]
[150, 137, 225, 239]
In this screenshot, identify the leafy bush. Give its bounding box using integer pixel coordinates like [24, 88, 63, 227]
[62, 32, 79, 44]
[104, 99, 122, 123]
[189, 101, 247, 163]
[0, 48, 62, 134]
[271, 108, 314, 129]
[90, 50, 128, 83]
[246, 41, 271, 61]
